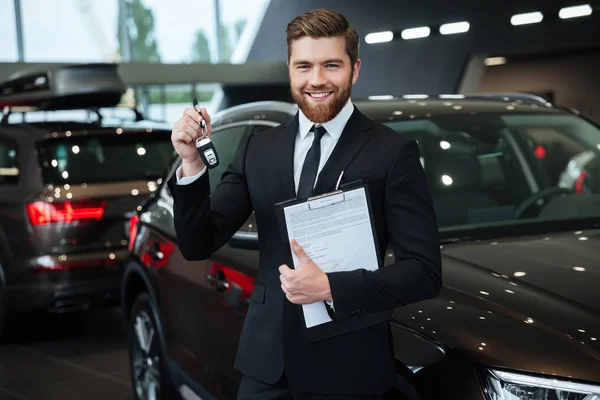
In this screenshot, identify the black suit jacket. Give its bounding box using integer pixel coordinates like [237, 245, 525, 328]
[168, 106, 442, 394]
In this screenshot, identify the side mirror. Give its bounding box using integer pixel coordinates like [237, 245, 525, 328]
[228, 231, 259, 251]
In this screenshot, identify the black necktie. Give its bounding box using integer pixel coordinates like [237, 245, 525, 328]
[297, 125, 327, 199]
[296, 125, 336, 320]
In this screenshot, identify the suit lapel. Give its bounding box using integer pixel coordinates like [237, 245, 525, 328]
[313, 107, 372, 195]
[275, 112, 299, 201]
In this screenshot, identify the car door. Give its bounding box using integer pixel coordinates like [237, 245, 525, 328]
[161, 122, 270, 399]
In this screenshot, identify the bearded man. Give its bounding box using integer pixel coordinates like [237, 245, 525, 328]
[168, 8, 442, 400]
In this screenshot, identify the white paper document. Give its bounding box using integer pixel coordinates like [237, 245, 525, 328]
[282, 186, 379, 328]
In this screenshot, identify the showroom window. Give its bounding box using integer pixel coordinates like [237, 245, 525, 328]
[14, 0, 270, 64]
[0, 0, 18, 61]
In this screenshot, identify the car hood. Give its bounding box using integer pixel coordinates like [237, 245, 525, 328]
[392, 228, 600, 382]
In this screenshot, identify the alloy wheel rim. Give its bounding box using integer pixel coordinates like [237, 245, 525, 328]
[132, 310, 161, 400]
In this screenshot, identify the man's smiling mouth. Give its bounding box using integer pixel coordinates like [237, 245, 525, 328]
[306, 92, 334, 99]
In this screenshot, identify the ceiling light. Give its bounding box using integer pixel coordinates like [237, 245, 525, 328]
[485, 57, 507, 66]
[514, 271, 527, 277]
[401, 26, 431, 40]
[402, 94, 429, 99]
[573, 266, 586, 272]
[511, 11, 544, 25]
[365, 31, 394, 44]
[439, 94, 465, 99]
[441, 175, 453, 185]
[440, 21, 470, 35]
[440, 141, 451, 150]
[559, 4, 592, 19]
[368, 95, 394, 100]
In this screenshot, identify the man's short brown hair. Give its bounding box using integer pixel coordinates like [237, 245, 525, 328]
[286, 8, 359, 66]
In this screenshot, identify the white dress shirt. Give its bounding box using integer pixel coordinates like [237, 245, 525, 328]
[175, 99, 355, 310]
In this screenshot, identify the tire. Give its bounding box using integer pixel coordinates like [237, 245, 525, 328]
[127, 292, 174, 400]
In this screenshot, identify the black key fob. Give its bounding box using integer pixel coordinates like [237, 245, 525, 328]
[196, 136, 219, 168]
[193, 97, 219, 169]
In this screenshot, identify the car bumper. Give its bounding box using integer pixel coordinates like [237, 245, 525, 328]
[8, 249, 128, 313]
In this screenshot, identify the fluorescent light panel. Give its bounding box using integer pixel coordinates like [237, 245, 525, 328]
[440, 21, 470, 35]
[485, 57, 507, 66]
[511, 11, 544, 25]
[368, 95, 394, 100]
[401, 26, 431, 39]
[559, 4, 593, 19]
[365, 31, 393, 44]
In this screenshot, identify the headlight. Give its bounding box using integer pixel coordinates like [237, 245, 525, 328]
[479, 368, 600, 400]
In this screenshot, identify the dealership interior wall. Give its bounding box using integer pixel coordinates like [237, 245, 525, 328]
[1, 0, 599, 123]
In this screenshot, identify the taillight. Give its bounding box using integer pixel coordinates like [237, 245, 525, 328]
[128, 214, 140, 251]
[26, 200, 106, 225]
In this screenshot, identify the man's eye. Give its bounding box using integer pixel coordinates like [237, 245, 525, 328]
[326, 64, 339, 68]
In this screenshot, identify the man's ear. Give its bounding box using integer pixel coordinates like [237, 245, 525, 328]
[352, 59, 361, 85]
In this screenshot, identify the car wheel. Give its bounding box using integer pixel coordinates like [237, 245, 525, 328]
[128, 292, 172, 400]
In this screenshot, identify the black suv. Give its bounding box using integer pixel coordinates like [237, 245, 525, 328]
[0, 64, 174, 339]
[123, 95, 600, 400]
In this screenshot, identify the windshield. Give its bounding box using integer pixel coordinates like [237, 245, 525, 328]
[37, 133, 175, 184]
[383, 112, 600, 229]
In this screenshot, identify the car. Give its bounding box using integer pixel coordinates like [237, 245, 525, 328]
[0, 64, 175, 339]
[122, 94, 600, 400]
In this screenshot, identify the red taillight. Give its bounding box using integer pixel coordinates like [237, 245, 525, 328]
[128, 214, 140, 251]
[26, 200, 106, 225]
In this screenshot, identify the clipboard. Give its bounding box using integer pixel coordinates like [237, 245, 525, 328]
[275, 180, 392, 341]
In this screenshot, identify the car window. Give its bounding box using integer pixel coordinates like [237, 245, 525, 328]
[0, 139, 19, 185]
[36, 133, 174, 185]
[383, 112, 600, 228]
[208, 125, 249, 193]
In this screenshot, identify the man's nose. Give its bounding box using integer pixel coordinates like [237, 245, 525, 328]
[308, 68, 327, 87]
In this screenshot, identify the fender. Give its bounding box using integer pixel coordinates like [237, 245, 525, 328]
[121, 260, 167, 353]
[121, 260, 163, 320]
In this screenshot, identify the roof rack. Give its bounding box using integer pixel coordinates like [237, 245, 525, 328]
[0, 63, 127, 111]
[464, 92, 552, 106]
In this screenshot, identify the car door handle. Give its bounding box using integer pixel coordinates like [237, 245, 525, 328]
[148, 243, 164, 260]
[207, 273, 230, 292]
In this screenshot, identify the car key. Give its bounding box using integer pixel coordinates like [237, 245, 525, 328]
[193, 97, 219, 169]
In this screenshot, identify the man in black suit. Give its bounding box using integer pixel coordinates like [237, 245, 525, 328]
[168, 8, 442, 400]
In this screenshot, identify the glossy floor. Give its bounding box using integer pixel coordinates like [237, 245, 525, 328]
[0, 308, 132, 400]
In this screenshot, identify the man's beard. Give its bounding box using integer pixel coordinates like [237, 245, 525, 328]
[291, 72, 353, 124]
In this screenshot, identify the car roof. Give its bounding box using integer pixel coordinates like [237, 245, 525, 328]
[209, 93, 572, 127]
[353, 96, 568, 121]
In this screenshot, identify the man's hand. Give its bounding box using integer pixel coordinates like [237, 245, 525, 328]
[279, 239, 332, 304]
[171, 107, 213, 177]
